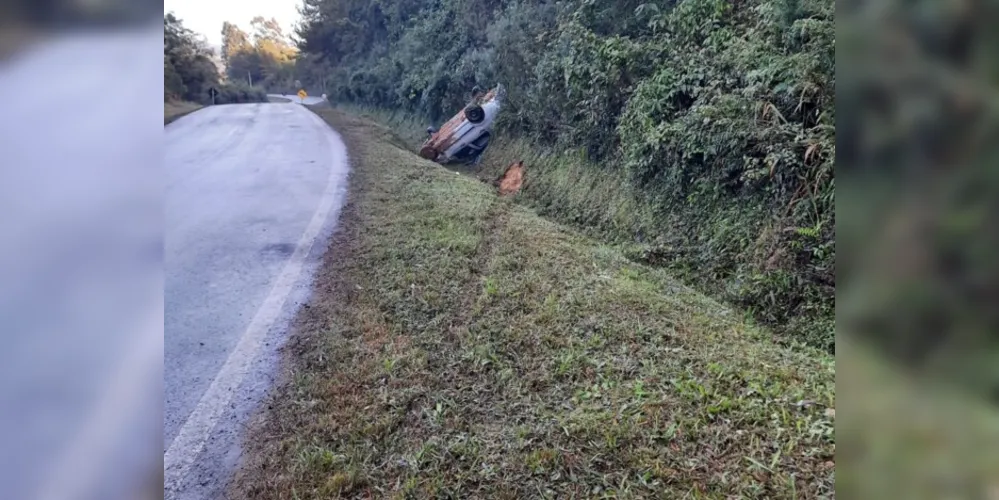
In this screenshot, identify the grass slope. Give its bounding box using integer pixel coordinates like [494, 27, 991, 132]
[231, 109, 835, 499]
[328, 105, 835, 351]
[164, 100, 203, 125]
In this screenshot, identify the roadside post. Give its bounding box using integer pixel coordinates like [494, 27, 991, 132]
[208, 87, 218, 105]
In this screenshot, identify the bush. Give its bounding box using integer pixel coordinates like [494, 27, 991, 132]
[214, 82, 267, 104]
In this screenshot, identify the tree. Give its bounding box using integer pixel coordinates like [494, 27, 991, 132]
[165, 13, 220, 102]
[219, 17, 298, 90]
[250, 16, 290, 45]
[221, 22, 252, 68]
[251, 17, 297, 85]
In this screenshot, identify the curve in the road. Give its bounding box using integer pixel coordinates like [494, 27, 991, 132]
[268, 93, 327, 106]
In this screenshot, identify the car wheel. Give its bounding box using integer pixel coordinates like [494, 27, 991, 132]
[464, 104, 485, 124]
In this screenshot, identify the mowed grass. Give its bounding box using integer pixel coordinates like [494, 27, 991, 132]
[231, 109, 835, 499]
[164, 100, 203, 125]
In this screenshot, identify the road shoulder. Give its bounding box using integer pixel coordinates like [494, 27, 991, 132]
[164, 101, 203, 126]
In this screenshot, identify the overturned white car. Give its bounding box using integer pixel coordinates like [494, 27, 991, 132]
[419, 84, 505, 165]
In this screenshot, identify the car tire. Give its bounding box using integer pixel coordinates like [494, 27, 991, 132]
[464, 104, 485, 124]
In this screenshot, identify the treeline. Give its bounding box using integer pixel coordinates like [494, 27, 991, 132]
[296, 0, 835, 350]
[164, 13, 266, 104]
[220, 17, 306, 95]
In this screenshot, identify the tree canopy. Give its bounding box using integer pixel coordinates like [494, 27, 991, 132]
[220, 17, 300, 93]
[164, 13, 220, 102]
[164, 13, 266, 104]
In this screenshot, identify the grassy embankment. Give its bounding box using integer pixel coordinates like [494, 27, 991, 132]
[231, 109, 835, 498]
[334, 104, 834, 354]
[164, 100, 202, 125]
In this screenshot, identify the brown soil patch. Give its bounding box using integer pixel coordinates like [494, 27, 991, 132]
[498, 161, 524, 196]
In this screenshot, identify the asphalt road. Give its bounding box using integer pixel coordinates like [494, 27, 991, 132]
[271, 93, 328, 106]
[164, 101, 349, 499]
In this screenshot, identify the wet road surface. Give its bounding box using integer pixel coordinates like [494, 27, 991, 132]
[164, 101, 349, 499]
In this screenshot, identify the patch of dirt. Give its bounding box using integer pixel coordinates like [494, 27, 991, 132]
[497, 161, 524, 196]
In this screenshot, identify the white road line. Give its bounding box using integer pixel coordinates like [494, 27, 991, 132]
[163, 106, 348, 498]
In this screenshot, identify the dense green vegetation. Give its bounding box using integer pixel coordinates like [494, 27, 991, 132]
[220, 17, 308, 95]
[295, 0, 835, 350]
[164, 13, 267, 105]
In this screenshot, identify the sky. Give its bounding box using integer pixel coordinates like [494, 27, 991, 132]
[164, 0, 303, 47]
